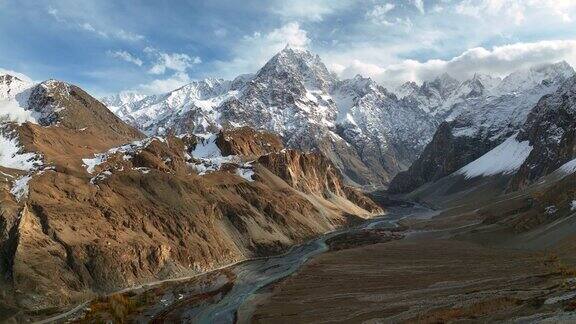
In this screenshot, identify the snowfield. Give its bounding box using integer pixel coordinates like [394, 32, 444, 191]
[0, 132, 41, 171]
[0, 75, 36, 124]
[0, 75, 72, 125]
[458, 134, 533, 179]
[559, 158, 576, 175]
[189, 133, 255, 181]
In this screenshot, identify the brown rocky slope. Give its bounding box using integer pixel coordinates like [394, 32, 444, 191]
[0, 83, 381, 320]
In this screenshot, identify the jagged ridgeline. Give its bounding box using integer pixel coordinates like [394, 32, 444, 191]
[102, 47, 440, 188]
[0, 71, 381, 315]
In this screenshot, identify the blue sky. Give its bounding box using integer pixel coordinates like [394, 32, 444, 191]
[1, 0, 575, 96]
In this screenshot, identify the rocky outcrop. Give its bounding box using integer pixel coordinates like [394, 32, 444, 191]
[216, 127, 283, 157]
[27, 80, 143, 142]
[258, 150, 344, 196]
[390, 62, 575, 194]
[388, 122, 494, 193]
[509, 76, 576, 190]
[257, 149, 380, 213]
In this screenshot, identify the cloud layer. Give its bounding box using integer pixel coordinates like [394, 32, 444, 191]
[337, 40, 576, 86]
[1, 0, 575, 95]
[107, 50, 143, 66]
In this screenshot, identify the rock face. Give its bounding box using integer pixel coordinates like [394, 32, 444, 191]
[216, 126, 284, 157]
[0, 74, 381, 316]
[389, 62, 575, 193]
[509, 75, 576, 190]
[387, 123, 494, 193]
[102, 47, 439, 188]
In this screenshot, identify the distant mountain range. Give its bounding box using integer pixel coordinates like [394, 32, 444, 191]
[102, 47, 575, 191]
[390, 61, 574, 193]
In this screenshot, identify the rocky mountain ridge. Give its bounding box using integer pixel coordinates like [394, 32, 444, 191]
[0, 73, 381, 319]
[509, 75, 576, 190]
[103, 47, 440, 188]
[389, 61, 575, 193]
[104, 48, 575, 190]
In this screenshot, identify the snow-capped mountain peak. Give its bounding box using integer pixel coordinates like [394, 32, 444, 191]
[101, 47, 441, 187]
[101, 48, 576, 189]
[389, 61, 576, 193]
[0, 74, 32, 100]
[422, 72, 459, 98]
[493, 61, 574, 96]
[394, 81, 419, 99]
[256, 46, 336, 92]
[0, 74, 36, 124]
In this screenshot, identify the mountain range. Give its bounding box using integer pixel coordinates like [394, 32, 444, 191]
[103, 47, 439, 188]
[0, 61, 381, 320]
[102, 47, 575, 192]
[2, 45, 576, 322]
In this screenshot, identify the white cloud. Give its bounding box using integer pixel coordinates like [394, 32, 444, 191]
[412, 0, 425, 14]
[79, 22, 108, 38]
[456, 0, 525, 24]
[138, 72, 191, 94]
[116, 29, 145, 42]
[46, 6, 144, 42]
[138, 48, 201, 93]
[214, 28, 227, 37]
[455, 0, 576, 25]
[145, 49, 201, 75]
[47, 6, 64, 22]
[212, 22, 310, 78]
[79, 22, 96, 32]
[366, 3, 396, 25]
[365, 3, 414, 30]
[266, 22, 310, 48]
[271, 0, 352, 21]
[333, 40, 576, 86]
[338, 60, 386, 78]
[107, 50, 143, 66]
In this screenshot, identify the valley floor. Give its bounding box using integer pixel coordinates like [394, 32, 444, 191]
[245, 203, 576, 323]
[247, 238, 558, 323]
[49, 198, 576, 323]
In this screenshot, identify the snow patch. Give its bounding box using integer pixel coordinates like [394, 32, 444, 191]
[452, 127, 477, 138]
[545, 205, 558, 215]
[89, 170, 112, 185]
[0, 76, 37, 124]
[458, 134, 532, 179]
[559, 157, 576, 174]
[134, 167, 151, 174]
[0, 132, 41, 171]
[235, 165, 255, 182]
[82, 137, 159, 174]
[82, 155, 107, 174]
[545, 291, 576, 305]
[192, 134, 222, 159]
[0, 97, 36, 124]
[10, 174, 32, 201]
[188, 133, 255, 180]
[0, 170, 14, 179]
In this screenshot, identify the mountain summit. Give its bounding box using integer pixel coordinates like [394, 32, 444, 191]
[102, 48, 439, 187]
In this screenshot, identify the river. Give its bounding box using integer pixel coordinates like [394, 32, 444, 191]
[148, 205, 431, 323]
